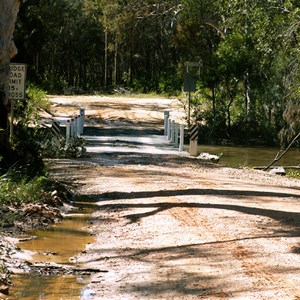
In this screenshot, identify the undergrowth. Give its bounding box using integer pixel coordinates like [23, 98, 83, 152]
[0, 173, 49, 205]
[0, 84, 85, 208]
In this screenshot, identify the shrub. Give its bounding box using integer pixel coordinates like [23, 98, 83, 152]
[0, 173, 49, 205]
[41, 135, 86, 158]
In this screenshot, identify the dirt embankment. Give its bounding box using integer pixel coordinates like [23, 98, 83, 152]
[47, 96, 300, 299]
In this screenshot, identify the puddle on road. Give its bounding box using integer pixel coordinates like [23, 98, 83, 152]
[18, 215, 93, 264]
[9, 198, 97, 300]
[10, 275, 92, 300]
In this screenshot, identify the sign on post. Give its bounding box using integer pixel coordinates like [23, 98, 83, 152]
[9, 63, 27, 100]
[184, 61, 201, 127]
[183, 73, 196, 92]
[9, 63, 27, 143]
[185, 61, 201, 69]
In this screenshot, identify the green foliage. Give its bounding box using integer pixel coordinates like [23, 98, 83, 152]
[14, 84, 49, 126]
[26, 84, 49, 110]
[0, 171, 49, 205]
[10, 125, 45, 174]
[41, 136, 87, 159]
[287, 169, 300, 179]
[26, 83, 50, 110]
[13, 0, 300, 148]
[157, 71, 182, 95]
[64, 137, 87, 158]
[10, 83, 49, 174]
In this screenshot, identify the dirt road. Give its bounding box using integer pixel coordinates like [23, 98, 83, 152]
[48, 96, 300, 299]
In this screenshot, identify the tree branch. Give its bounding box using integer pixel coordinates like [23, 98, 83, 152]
[263, 132, 300, 171]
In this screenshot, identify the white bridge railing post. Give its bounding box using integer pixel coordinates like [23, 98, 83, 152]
[174, 123, 179, 148]
[71, 118, 75, 137]
[52, 110, 85, 148]
[164, 111, 169, 136]
[171, 120, 175, 143]
[76, 115, 81, 137]
[66, 120, 71, 145]
[163, 111, 186, 153]
[80, 108, 85, 135]
[167, 118, 172, 141]
[179, 124, 184, 152]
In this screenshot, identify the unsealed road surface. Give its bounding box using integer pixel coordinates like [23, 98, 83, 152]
[49, 96, 300, 299]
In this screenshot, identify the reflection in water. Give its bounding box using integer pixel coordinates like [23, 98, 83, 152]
[19, 215, 93, 264]
[9, 203, 96, 300]
[197, 145, 300, 168]
[10, 275, 89, 300]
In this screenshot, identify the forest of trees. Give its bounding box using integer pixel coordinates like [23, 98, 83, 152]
[7, 0, 300, 145]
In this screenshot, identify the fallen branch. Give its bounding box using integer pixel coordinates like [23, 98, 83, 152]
[263, 132, 300, 171]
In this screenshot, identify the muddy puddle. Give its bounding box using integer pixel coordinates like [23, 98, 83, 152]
[10, 275, 93, 300]
[9, 198, 96, 300]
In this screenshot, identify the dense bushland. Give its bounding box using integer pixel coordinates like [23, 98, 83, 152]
[12, 0, 300, 145]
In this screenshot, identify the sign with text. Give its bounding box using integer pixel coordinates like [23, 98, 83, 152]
[9, 63, 27, 100]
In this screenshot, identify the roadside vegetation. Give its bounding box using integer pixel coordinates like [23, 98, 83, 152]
[0, 85, 85, 231]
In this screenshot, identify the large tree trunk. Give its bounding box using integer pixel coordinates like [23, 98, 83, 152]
[0, 0, 20, 150]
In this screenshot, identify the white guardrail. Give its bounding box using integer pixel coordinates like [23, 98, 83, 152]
[52, 109, 196, 155]
[51, 108, 85, 145]
[164, 111, 199, 156]
[164, 111, 185, 153]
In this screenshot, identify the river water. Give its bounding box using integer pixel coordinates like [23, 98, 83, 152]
[197, 145, 300, 168]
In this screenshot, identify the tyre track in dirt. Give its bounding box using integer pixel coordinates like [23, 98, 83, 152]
[47, 96, 300, 299]
[166, 181, 300, 299]
[63, 158, 300, 299]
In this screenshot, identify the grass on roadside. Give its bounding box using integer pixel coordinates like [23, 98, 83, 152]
[0, 175, 49, 205]
[0, 170, 68, 231]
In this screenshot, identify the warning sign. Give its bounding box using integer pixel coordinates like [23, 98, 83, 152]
[9, 63, 27, 100]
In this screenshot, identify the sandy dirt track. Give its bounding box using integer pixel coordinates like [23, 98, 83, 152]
[48, 95, 300, 300]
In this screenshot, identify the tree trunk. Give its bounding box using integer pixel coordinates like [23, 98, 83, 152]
[244, 71, 250, 117]
[104, 15, 108, 90]
[0, 0, 20, 150]
[113, 38, 118, 87]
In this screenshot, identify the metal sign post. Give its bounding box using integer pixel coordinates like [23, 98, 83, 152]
[9, 63, 27, 143]
[183, 61, 201, 129]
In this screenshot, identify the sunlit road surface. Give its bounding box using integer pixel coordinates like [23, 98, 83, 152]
[83, 126, 188, 155]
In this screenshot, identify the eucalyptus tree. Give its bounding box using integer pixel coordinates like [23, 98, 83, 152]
[8, 0, 300, 146]
[175, 0, 300, 143]
[278, 2, 300, 146]
[84, 0, 182, 90]
[124, 0, 182, 91]
[0, 0, 20, 150]
[15, 0, 103, 92]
